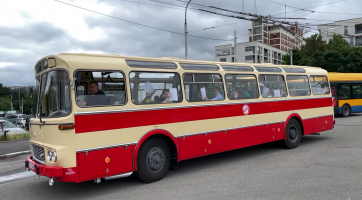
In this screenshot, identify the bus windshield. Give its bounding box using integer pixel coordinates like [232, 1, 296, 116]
[37, 70, 71, 118]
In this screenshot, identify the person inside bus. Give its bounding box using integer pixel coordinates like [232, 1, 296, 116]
[77, 81, 108, 106]
[280, 88, 288, 97]
[205, 87, 224, 101]
[158, 89, 172, 103]
[229, 89, 243, 100]
[141, 91, 156, 104]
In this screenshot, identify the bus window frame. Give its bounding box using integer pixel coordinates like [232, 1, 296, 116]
[182, 72, 225, 102]
[73, 70, 128, 108]
[310, 75, 331, 95]
[225, 73, 259, 100]
[258, 74, 288, 98]
[286, 75, 311, 97]
[129, 71, 183, 105]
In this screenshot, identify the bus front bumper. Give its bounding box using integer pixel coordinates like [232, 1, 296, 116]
[25, 156, 63, 178]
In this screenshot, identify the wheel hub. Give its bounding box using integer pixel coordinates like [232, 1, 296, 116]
[146, 147, 165, 172]
[288, 125, 298, 142]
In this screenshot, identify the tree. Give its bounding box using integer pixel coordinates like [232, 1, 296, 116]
[327, 34, 350, 52]
[0, 83, 11, 98]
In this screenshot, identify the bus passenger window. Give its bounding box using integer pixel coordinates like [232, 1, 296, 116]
[74, 71, 126, 107]
[259, 75, 287, 98]
[310, 76, 330, 95]
[286, 75, 311, 96]
[129, 72, 182, 105]
[225, 74, 259, 100]
[183, 73, 225, 102]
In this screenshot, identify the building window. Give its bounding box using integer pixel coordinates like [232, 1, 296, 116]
[344, 26, 348, 35]
[220, 58, 226, 62]
[245, 55, 254, 61]
[274, 39, 276, 43]
[274, 33, 276, 37]
[245, 46, 254, 52]
[232, 57, 235, 62]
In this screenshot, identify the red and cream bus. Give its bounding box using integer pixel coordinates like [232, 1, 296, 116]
[26, 53, 334, 185]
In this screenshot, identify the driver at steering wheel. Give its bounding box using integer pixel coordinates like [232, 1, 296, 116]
[77, 81, 108, 106]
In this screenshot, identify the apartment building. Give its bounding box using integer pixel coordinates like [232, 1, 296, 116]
[215, 41, 286, 64]
[318, 17, 362, 46]
[249, 22, 305, 53]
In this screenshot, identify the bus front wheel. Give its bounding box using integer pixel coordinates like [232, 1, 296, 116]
[136, 137, 171, 183]
[283, 119, 302, 149]
[341, 105, 351, 117]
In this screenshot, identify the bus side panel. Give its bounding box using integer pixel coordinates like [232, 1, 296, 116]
[303, 118, 316, 135]
[314, 115, 334, 133]
[78, 145, 134, 181]
[227, 125, 264, 150]
[178, 131, 228, 160]
[264, 122, 284, 142]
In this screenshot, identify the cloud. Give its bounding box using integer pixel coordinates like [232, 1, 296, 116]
[0, 0, 359, 86]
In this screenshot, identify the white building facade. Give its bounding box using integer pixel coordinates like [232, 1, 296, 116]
[318, 17, 362, 46]
[215, 41, 286, 64]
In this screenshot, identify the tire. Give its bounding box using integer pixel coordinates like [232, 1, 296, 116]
[341, 104, 351, 117]
[283, 119, 302, 149]
[136, 138, 171, 183]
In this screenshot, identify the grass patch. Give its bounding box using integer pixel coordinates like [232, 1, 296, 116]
[0, 132, 30, 142]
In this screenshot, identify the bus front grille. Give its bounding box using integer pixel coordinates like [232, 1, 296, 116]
[31, 144, 45, 164]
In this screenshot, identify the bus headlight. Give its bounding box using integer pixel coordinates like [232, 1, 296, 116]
[52, 151, 57, 162]
[47, 150, 53, 161]
[47, 150, 57, 162]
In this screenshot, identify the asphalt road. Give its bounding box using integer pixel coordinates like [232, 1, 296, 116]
[0, 114, 361, 200]
[0, 139, 30, 156]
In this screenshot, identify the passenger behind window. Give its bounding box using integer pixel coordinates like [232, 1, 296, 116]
[142, 91, 156, 104]
[158, 89, 172, 103]
[77, 81, 109, 106]
[197, 91, 203, 101]
[280, 88, 288, 97]
[205, 87, 224, 101]
[229, 89, 243, 100]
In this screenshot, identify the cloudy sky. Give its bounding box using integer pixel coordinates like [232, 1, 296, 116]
[0, 0, 360, 86]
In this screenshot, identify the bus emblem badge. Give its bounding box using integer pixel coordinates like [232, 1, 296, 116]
[105, 157, 110, 163]
[208, 139, 212, 144]
[242, 104, 250, 115]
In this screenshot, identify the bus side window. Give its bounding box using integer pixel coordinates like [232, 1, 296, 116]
[286, 75, 311, 97]
[129, 71, 182, 105]
[225, 74, 259, 100]
[74, 71, 126, 107]
[310, 75, 330, 95]
[259, 75, 287, 98]
[183, 73, 225, 102]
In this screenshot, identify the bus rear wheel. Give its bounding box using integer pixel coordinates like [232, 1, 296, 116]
[341, 104, 351, 117]
[136, 137, 171, 183]
[283, 119, 302, 149]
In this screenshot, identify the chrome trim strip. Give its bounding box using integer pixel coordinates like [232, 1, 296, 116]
[304, 114, 333, 119]
[30, 122, 74, 126]
[103, 172, 133, 180]
[75, 96, 332, 116]
[76, 142, 137, 153]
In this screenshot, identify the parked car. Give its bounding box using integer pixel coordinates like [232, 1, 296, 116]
[0, 120, 27, 134]
[6, 114, 27, 129]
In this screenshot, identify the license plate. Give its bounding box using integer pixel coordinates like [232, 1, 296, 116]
[28, 162, 35, 170]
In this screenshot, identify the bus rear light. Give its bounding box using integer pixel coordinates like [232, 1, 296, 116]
[59, 124, 75, 130]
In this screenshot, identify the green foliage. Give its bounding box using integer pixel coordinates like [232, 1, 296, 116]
[282, 33, 362, 73]
[0, 84, 35, 114]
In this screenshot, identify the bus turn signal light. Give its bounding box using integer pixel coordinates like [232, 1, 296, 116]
[58, 124, 75, 130]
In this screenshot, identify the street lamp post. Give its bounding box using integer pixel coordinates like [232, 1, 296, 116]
[184, 0, 192, 60]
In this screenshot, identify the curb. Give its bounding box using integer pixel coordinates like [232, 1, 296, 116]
[0, 150, 31, 159]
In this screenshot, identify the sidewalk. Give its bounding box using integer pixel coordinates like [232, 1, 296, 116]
[0, 140, 30, 156]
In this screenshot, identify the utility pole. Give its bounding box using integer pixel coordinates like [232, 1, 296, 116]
[234, 30, 237, 62]
[290, 50, 293, 65]
[10, 94, 13, 111]
[22, 98, 23, 114]
[184, 0, 192, 60]
[19, 88, 20, 114]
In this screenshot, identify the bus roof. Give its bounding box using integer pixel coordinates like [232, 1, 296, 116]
[328, 72, 362, 82]
[35, 53, 327, 74]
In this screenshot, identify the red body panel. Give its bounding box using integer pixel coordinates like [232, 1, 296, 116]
[78, 145, 134, 181]
[303, 118, 316, 135]
[227, 126, 264, 150]
[314, 115, 334, 133]
[75, 97, 332, 134]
